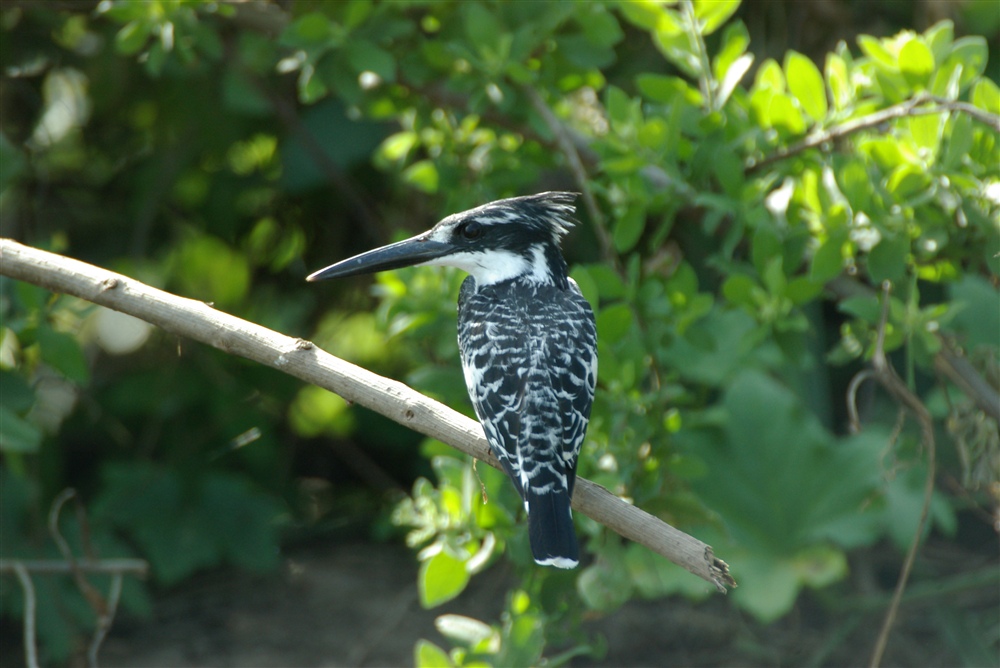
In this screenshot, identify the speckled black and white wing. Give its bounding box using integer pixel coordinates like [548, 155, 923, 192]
[457, 276, 597, 568]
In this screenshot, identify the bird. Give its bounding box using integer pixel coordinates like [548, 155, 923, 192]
[307, 192, 597, 568]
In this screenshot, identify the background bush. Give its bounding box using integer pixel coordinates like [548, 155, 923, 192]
[1, 1, 997, 664]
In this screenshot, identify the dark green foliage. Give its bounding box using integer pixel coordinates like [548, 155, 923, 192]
[1, 0, 997, 663]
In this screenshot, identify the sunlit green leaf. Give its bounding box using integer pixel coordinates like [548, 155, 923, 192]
[434, 614, 495, 648]
[694, 0, 740, 35]
[825, 53, 851, 111]
[766, 92, 806, 135]
[785, 51, 827, 121]
[898, 38, 934, 88]
[972, 77, 1000, 115]
[942, 36, 988, 90]
[414, 639, 454, 668]
[403, 160, 439, 193]
[857, 35, 896, 71]
[419, 550, 470, 608]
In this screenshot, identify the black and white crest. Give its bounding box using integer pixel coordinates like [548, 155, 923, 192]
[307, 192, 598, 568]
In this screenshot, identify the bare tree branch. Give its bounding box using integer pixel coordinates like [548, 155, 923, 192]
[0, 238, 735, 592]
[749, 93, 1000, 173]
[0, 560, 149, 575]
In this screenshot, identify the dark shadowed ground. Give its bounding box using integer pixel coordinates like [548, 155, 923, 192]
[73, 537, 994, 668]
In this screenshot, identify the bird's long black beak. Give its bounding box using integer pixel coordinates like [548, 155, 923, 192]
[306, 234, 456, 282]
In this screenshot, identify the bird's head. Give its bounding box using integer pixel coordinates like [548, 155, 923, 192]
[307, 192, 579, 288]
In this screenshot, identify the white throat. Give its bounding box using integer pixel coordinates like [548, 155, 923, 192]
[421, 246, 553, 287]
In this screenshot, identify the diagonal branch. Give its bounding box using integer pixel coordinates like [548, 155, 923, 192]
[748, 93, 1000, 173]
[0, 238, 735, 592]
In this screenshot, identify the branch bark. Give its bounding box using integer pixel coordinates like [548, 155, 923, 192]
[0, 238, 735, 592]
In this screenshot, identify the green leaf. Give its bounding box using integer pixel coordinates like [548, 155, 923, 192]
[569, 265, 599, 309]
[115, 20, 152, 55]
[784, 51, 827, 121]
[414, 639, 454, 668]
[347, 39, 396, 82]
[280, 12, 335, 49]
[825, 53, 851, 110]
[596, 303, 634, 343]
[434, 614, 495, 648]
[784, 277, 823, 305]
[637, 73, 688, 103]
[972, 77, 1000, 115]
[924, 19, 954, 62]
[589, 264, 627, 300]
[885, 163, 930, 199]
[898, 38, 935, 88]
[948, 275, 1000, 351]
[692, 371, 883, 554]
[402, 160, 439, 193]
[857, 35, 897, 71]
[721, 274, 759, 309]
[613, 207, 645, 253]
[867, 233, 909, 284]
[0, 406, 42, 453]
[811, 229, 848, 282]
[730, 553, 803, 622]
[419, 551, 470, 608]
[839, 295, 881, 324]
[766, 93, 806, 135]
[0, 371, 35, 412]
[578, 559, 633, 612]
[36, 327, 89, 383]
[617, 0, 669, 31]
[463, 2, 500, 53]
[694, 0, 740, 35]
[605, 85, 633, 134]
[942, 36, 988, 90]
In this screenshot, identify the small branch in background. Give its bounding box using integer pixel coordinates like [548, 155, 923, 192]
[828, 275, 999, 424]
[522, 86, 616, 263]
[846, 282, 938, 668]
[49, 490, 108, 620]
[749, 93, 1000, 174]
[12, 562, 39, 668]
[1, 490, 150, 668]
[0, 239, 736, 593]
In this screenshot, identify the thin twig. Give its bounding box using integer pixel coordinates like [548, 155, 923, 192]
[87, 573, 124, 668]
[12, 562, 39, 668]
[0, 238, 736, 592]
[49, 489, 109, 617]
[749, 93, 1000, 173]
[828, 275, 999, 425]
[0, 559, 149, 575]
[846, 369, 876, 433]
[522, 86, 615, 262]
[850, 283, 938, 668]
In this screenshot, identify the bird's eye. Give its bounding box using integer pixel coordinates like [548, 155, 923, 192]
[459, 221, 483, 240]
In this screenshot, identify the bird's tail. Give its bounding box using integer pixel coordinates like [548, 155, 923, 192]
[527, 489, 579, 569]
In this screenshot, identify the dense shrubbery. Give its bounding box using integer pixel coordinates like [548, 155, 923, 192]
[1, 1, 997, 664]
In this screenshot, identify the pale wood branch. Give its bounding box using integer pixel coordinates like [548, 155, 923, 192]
[0, 238, 735, 591]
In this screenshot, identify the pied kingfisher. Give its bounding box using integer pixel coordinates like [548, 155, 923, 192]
[307, 192, 598, 568]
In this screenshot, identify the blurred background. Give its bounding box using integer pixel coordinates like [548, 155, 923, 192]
[1, 1, 997, 666]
